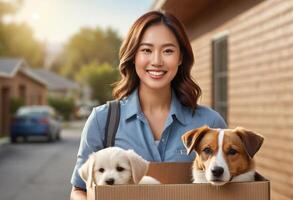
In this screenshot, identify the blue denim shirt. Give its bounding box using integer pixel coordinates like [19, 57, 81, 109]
[71, 89, 227, 189]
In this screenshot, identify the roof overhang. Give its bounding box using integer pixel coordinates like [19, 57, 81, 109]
[0, 58, 47, 87]
[20, 68, 48, 87]
[151, 0, 214, 25]
[0, 59, 24, 78]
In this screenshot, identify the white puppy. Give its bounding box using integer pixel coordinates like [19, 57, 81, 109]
[78, 147, 160, 187]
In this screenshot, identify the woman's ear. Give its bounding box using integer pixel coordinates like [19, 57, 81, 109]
[126, 150, 149, 184]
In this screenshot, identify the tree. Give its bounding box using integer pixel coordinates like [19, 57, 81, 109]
[76, 62, 119, 104]
[57, 27, 121, 79]
[0, 23, 45, 67]
[0, 0, 22, 18]
[0, 0, 45, 67]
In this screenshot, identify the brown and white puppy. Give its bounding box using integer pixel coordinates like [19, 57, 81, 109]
[78, 147, 160, 188]
[182, 126, 264, 186]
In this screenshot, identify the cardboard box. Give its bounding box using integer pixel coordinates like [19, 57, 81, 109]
[87, 162, 270, 200]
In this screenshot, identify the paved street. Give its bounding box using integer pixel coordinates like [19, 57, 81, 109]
[0, 120, 85, 200]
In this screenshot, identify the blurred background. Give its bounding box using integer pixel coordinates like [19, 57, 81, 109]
[0, 0, 292, 200]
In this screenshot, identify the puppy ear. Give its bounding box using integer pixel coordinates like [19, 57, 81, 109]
[78, 154, 95, 188]
[126, 150, 149, 184]
[181, 125, 211, 155]
[235, 127, 264, 158]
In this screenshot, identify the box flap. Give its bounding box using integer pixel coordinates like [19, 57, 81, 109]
[146, 162, 193, 184]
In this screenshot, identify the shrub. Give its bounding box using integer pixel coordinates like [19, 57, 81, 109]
[10, 97, 24, 115]
[48, 97, 75, 121]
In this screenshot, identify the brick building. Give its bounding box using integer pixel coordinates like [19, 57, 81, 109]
[0, 58, 47, 136]
[153, 0, 293, 199]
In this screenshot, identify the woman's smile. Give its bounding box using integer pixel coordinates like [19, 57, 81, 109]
[146, 69, 167, 79]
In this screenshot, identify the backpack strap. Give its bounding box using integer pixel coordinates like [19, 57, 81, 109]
[104, 100, 120, 147]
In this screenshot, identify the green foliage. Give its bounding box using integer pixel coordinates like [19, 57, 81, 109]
[0, 0, 45, 68]
[10, 97, 24, 115]
[48, 97, 75, 121]
[56, 27, 121, 79]
[76, 62, 119, 104]
[0, 23, 45, 67]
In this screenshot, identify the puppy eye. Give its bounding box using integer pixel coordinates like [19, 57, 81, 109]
[203, 147, 213, 155]
[227, 148, 238, 155]
[98, 168, 105, 173]
[116, 166, 125, 172]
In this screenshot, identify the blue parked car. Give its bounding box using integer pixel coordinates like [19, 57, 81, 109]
[10, 105, 62, 143]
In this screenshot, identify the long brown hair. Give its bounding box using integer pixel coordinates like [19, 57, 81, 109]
[113, 10, 201, 110]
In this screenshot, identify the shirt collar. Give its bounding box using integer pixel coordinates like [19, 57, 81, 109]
[124, 88, 186, 125]
[124, 88, 142, 120]
[169, 90, 186, 125]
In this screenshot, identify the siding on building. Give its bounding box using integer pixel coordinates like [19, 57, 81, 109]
[0, 68, 47, 136]
[184, 1, 293, 200]
[11, 71, 47, 105]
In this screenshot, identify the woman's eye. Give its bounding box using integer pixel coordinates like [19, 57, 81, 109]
[203, 147, 213, 155]
[98, 168, 105, 173]
[141, 48, 151, 54]
[227, 148, 238, 156]
[164, 49, 174, 54]
[116, 166, 125, 172]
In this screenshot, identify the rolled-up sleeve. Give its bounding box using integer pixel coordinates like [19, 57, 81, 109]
[70, 106, 106, 189]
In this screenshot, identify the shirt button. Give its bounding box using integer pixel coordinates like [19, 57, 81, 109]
[161, 138, 165, 142]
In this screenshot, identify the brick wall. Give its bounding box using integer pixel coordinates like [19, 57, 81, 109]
[0, 71, 47, 136]
[14, 72, 47, 105]
[188, 0, 293, 199]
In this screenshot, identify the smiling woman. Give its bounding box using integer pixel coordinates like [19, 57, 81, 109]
[70, 10, 227, 200]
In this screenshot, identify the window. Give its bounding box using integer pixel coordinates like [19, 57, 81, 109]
[19, 85, 26, 104]
[212, 34, 228, 123]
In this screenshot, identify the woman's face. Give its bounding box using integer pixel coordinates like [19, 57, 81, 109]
[134, 23, 182, 92]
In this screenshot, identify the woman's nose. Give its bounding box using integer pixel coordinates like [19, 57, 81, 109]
[151, 51, 163, 67]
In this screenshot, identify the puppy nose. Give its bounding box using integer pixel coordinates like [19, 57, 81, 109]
[105, 178, 115, 185]
[211, 166, 224, 177]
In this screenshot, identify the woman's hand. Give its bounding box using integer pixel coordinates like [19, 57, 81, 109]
[70, 186, 86, 200]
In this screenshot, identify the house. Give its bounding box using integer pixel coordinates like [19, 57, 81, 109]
[29, 68, 79, 99]
[0, 58, 47, 136]
[0, 58, 80, 136]
[152, 0, 293, 199]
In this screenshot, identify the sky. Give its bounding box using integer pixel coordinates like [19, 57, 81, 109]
[5, 0, 154, 44]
